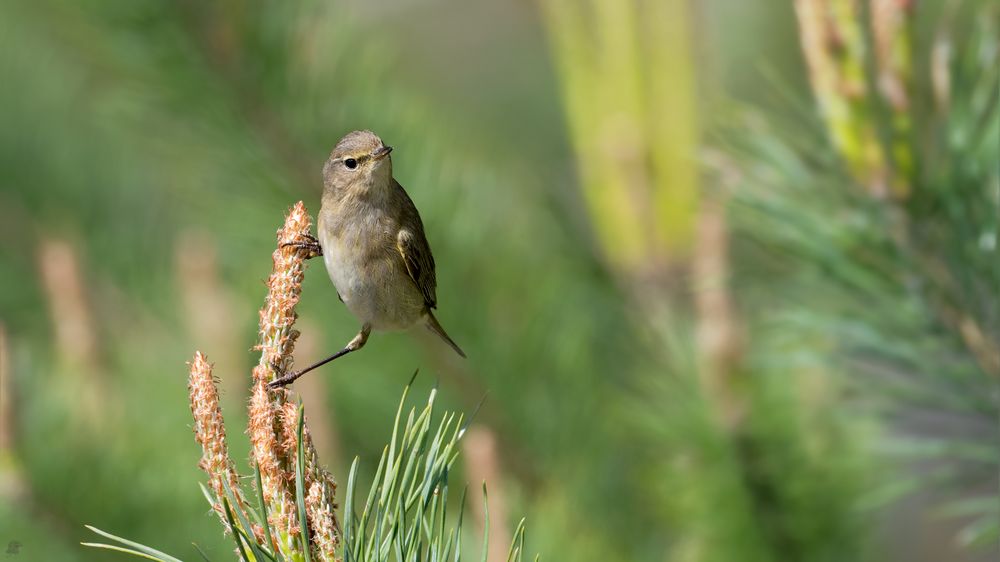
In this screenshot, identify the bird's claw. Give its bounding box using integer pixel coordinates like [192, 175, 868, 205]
[280, 233, 322, 259]
[268, 361, 301, 389]
[267, 361, 290, 389]
[268, 375, 294, 389]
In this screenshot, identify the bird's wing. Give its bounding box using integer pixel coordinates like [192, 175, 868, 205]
[394, 181, 437, 309]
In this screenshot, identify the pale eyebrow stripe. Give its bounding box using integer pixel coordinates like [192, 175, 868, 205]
[330, 154, 369, 165]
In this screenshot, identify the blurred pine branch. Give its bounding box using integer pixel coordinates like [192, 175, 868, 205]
[722, 0, 999, 551]
[540, 3, 870, 562]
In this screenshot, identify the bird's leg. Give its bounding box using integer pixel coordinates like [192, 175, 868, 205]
[281, 233, 322, 259]
[268, 325, 371, 388]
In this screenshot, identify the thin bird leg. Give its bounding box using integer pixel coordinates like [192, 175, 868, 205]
[268, 325, 370, 388]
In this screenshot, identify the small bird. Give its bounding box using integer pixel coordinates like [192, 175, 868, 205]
[270, 130, 465, 387]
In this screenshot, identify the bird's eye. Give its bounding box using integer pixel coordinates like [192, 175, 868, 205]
[344, 158, 358, 170]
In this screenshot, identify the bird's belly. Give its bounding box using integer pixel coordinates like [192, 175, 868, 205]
[321, 236, 425, 331]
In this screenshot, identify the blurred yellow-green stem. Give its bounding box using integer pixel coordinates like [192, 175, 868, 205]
[795, 0, 914, 198]
[540, 0, 700, 277]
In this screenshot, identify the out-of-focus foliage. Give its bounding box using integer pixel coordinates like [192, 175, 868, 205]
[720, 0, 999, 553]
[0, 1, 995, 561]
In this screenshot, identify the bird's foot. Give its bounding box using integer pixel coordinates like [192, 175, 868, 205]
[266, 360, 291, 388]
[281, 233, 322, 259]
[268, 369, 301, 389]
[281, 241, 322, 259]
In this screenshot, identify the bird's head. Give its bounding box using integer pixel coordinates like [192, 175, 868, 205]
[323, 130, 393, 194]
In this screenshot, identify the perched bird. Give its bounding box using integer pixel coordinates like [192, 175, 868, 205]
[270, 130, 465, 387]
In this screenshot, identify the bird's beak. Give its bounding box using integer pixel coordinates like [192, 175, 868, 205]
[372, 145, 393, 161]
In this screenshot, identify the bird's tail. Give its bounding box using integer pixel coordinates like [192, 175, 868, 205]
[424, 311, 466, 358]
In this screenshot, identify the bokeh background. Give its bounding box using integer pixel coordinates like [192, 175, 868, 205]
[0, 0, 997, 560]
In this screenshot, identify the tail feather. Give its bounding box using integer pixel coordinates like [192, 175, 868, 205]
[424, 311, 466, 358]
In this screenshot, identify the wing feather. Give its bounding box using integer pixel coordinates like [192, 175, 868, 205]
[394, 181, 437, 308]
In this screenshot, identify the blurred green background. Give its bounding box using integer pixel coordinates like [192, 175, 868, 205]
[0, 0, 996, 561]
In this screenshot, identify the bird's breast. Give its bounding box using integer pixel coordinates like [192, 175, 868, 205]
[318, 210, 424, 330]
[320, 224, 381, 301]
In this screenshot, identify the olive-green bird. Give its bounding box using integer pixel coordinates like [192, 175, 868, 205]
[270, 130, 465, 387]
